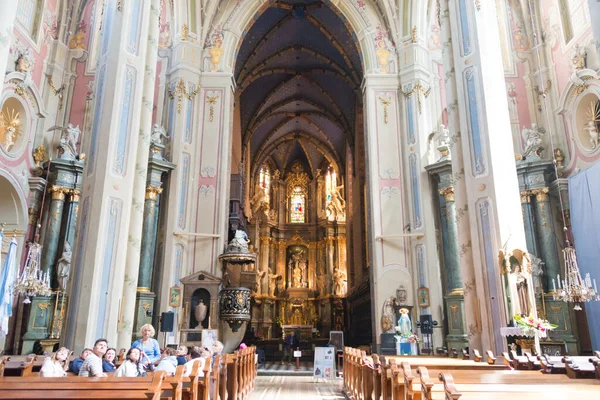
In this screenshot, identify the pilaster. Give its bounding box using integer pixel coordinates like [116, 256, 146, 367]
[0, 0, 19, 92]
[66, 0, 153, 350]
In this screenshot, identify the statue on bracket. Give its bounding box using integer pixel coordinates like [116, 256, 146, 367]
[226, 229, 250, 254]
[250, 184, 267, 218]
[56, 242, 72, 291]
[522, 124, 545, 159]
[326, 184, 346, 221]
[381, 297, 395, 333]
[571, 44, 587, 71]
[255, 269, 266, 295]
[499, 249, 533, 317]
[332, 267, 347, 295]
[150, 124, 170, 160]
[396, 308, 412, 337]
[289, 249, 307, 288]
[268, 271, 280, 297]
[437, 124, 451, 161]
[56, 124, 80, 160]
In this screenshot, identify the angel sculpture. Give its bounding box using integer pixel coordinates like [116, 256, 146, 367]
[584, 101, 599, 150]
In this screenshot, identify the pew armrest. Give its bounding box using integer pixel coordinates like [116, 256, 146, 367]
[485, 350, 496, 365]
[438, 372, 462, 400]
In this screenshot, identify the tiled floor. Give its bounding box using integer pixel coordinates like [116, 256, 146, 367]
[257, 361, 315, 375]
[249, 375, 345, 400]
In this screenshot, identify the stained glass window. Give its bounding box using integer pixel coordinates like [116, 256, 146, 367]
[259, 165, 270, 205]
[290, 186, 305, 223]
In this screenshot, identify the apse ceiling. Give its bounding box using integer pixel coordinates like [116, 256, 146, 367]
[235, 0, 363, 177]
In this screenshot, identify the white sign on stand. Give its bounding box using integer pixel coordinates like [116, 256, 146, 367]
[313, 347, 335, 380]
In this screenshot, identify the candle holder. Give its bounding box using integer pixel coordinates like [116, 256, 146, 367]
[552, 241, 599, 310]
[14, 241, 52, 303]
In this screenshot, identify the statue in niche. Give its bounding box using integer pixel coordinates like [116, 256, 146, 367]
[522, 124, 545, 159]
[584, 100, 600, 149]
[381, 297, 395, 333]
[226, 229, 250, 253]
[332, 267, 347, 295]
[501, 249, 532, 317]
[250, 184, 267, 217]
[55, 124, 80, 159]
[255, 269, 266, 295]
[514, 263, 531, 316]
[326, 184, 346, 220]
[194, 299, 207, 329]
[151, 124, 169, 145]
[289, 249, 307, 288]
[396, 308, 412, 337]
[0, 108, 20, 152]
[56, 242, 72, 291]
[571, 44, 586, 71]
[268, 271, 280, 297]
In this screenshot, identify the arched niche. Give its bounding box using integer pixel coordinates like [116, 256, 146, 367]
[573, 92, 600, 154]
[190, 288, 211, 330]
[0, 96, 29, 157]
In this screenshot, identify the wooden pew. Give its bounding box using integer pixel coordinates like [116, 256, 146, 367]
[485, 350, 496, 365]
[182, 357, 210, 400]
[0, 371, 167, 399]
[461, 349, 469, 361]
[160, 365, 184, 400]
[563, 356, 596, 379]
[0, 357, 7, 377]
[472, 350, 482, 363]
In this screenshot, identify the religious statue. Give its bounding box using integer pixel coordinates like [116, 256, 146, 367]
[396, 308, 412, 338]
[56, 242, 72, 291]
[514, 264, 531, 316]
[375, 39, 390, 74]
[289, 250, 307, 288]
[250, 184, 267, 217]
[194, 299, 207, 329]
[571, 43, 586, 71]
[15, 48, 33, 73]
[209, 38, 224, 72]
[268, 272, 280, 297]
[584, 100, 600, 149]
[150, 124, 169, 146]
[68, 24, 87, 50]
[554, 148, 565, 176]
[0, 108, 21, 152]
[522, 124, 545, 159]
[332, 267, 347, 295]
[56, 124, 80, 159]
[326, 185, 345, 221]
[255, 269, 266, 295]
[226, 229, 250, 253]
[381, 297, 395, 333]
[437, 124, 451, 161]
[530, 255, 545, 294]
[32, 145, 47, 169]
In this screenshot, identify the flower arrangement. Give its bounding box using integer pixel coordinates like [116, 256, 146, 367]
[513, 315, 557, 336]
[407, 334, 420, 344]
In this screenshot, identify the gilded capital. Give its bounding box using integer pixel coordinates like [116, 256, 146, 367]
[48, 185, 68, 200]
[531, 187, 549, 201]
[69, 189, 81, 202]
[439, 187, 455, 202]
[520, 190, 531, 203]
[145, 186, 163, 200]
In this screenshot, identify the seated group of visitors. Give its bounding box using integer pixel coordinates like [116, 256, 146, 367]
[39, 323, 224, 378]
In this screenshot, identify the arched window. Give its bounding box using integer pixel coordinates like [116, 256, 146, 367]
[325, 167, 337, 207]
[290, 186, 305, 223]
[259, 165, 270, 205]
[16, 0, 42, 39]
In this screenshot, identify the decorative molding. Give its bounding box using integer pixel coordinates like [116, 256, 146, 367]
[178, 153, 190, 229]
[378, 96, 391, 124]
[439, 187, 455, 202]
[380, 167, 399, 180]
[411, 26, 418, 43]
[168, 78, 199, 114]
[114, 66, 136, 175]
[200, 185, 215, 197]
[409, 154, 422, 228]
[145, 186, 163, 200]
[475, 0, 481, 11]
[206, 93, 220, 122]
[201, 166, 216, 178]
[458, 0, 472, 55]
[465, 69, 485, 175]
[181, 24, 188, 41]
[381, 186, 400, 199]
[534, 80, 551, 112]
[47, 75, 65, 110]
[530, 187, 549, 202]
[402, 81, 430, 114]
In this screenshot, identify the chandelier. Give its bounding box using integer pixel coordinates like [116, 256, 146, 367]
[14, 240, 52, 303]
[524, 0, 599, 311]
[553, 240, 599, 310]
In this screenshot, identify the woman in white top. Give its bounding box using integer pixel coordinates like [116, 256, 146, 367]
[40, 347, 69, 377]
[114, 348, 146, 377]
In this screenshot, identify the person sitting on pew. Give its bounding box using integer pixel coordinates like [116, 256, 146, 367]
[69, 348, 91, 374]
[154, 347, 178, 375]
[40, 347, 69, 377]
[176, 345, 188, 366]
[131, 324, 161, 369]
[183, 346, 207, 377]
[103, 348, 117, 372]
[114, 348, 147, 377]
[79, 338, 108, 377]
[211, 341, 224, 364]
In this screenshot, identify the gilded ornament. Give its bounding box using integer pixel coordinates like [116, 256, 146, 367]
[145, 185, 163, 200]
[32, 145, 47, 168]
[168, 78, 199, 114]
[0, 108, 21, 152]
[584, 100, 599, 150]
[68, 24, 87, 50]
[534, 80, 551, 112]
[378, 96, 391, 124]
[47, 76, 65, 110]
[375, 39, 390, 74]
[411, 26, 418, 43]
[206, 94, 219, 122]
[439, 187, 454, 202]
[209, 38, 224, 72]
[402, 81, 431, 114]
[181, 24, 188, 41]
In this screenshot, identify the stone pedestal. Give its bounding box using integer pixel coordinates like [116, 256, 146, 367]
[133, 291, 156, 341]
[22, 295, 54, 354]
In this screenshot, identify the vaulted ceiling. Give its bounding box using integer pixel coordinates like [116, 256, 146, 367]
[235, 0, 363, 177]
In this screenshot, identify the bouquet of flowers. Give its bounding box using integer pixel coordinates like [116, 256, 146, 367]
[513, 315, 557, 336]
[407, 334, 420, 344]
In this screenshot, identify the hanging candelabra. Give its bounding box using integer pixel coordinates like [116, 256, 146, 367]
[525, 0, 599, 311]
[552, 239, 599, 310]
[14, 239, 52, 303]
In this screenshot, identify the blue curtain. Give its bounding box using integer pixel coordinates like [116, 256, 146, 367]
[568, 162, 600, 351]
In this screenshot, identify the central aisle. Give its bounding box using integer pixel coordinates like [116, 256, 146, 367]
[249, 376, 344, 399]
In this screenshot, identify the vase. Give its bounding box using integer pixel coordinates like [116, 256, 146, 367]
[219, 287, 251, 353]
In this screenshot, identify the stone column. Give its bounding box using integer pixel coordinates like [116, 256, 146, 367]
[530, 188, 561, 290]
[258, 234, 270, 295]
[119, 0, 162, 347]
[0, 0, 19, 87]
[445, 0, 529, 353]
[41, 186, 68, 283]
[64, 190, 80, 248]
[520, 191, 538, 257]
[65, 0, 153, 350]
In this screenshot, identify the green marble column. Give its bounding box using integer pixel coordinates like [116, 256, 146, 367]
[520, 190, 538, 258]
[138, 186, 162, 291]
[41, 186, 68, 284]
[439, 187, 463, 293]
[531, 188, 560, 291]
